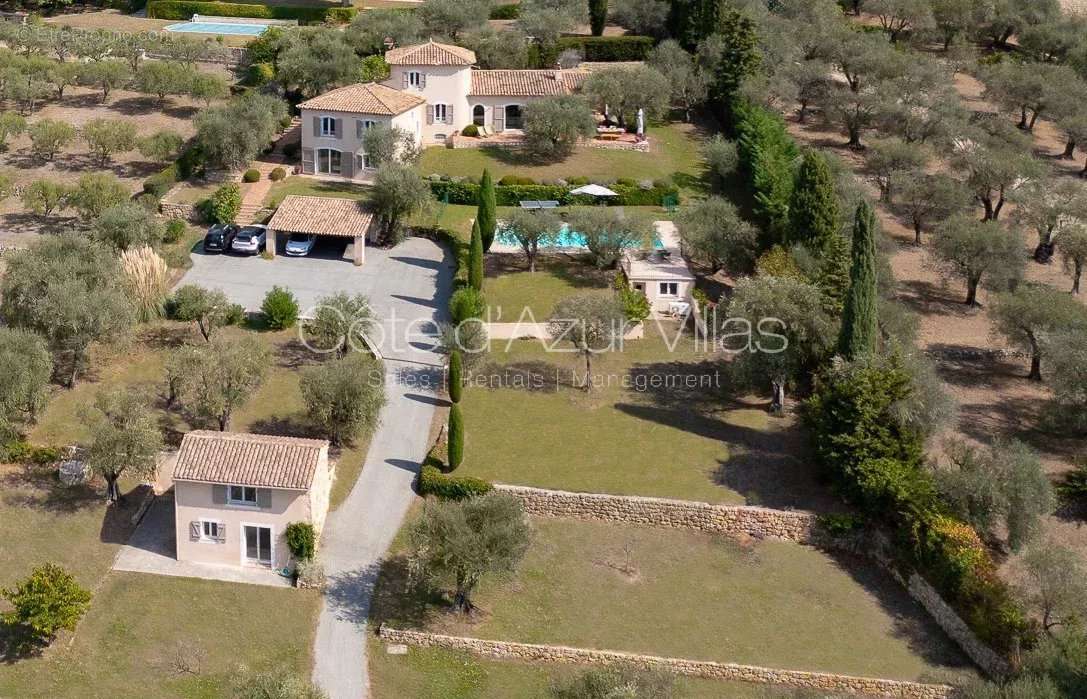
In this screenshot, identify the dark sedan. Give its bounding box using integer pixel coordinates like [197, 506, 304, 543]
[203, 224, 238, 253]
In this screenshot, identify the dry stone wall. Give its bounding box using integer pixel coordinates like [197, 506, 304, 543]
[378, 626, 957, 699]
[493, 484, 817, 543]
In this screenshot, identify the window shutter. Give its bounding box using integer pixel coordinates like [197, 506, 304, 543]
[420, 73, 426, 89]
[495, 111, 504, 132]
[190, 521, 201, 541]
[342, 152, 354, 178]
[426, 105, 434, 125]
[334, 118, 342, 138]
[257, 488, 272, 509]
[401, 72, 408, 88]
[301, 148, 315, 175]
[312, 116, 320, 137]
[356, 119, 363, 139]
[447, 104, 453, 124]
[212, 484, 227, 505]
[216, 521, 226, 542]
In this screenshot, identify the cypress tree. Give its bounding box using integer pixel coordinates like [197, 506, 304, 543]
[448, 349, 463, 404]
[468, 218, 484, 291]
[816, 231, 850, 313]
[788, 151, 839, 249]
[588, 0, 608, 36]
[477, 169, 497, 252]
[838, 201, 880, 359]
[447, 403, 464, 470]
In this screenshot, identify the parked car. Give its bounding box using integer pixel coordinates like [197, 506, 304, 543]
[285, 233, 317, 257]
[203, 224, 238, 253]
[231, 225, 268, 255]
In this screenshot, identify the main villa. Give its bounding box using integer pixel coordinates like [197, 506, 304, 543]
[296, 39, 592, 179]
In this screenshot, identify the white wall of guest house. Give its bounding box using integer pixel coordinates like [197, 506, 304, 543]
[383, 65, 471, 142]
[300, 107, 422, 178]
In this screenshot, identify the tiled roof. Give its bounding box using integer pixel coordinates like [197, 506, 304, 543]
[267, 196, 375, 238]
[297, 82, 425, 116]
[386, 40, 476, 66]
[174, 431, 329, 490]
[469, 70, 584, 97]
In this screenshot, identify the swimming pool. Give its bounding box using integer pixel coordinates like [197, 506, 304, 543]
[496, 222, 664, 250]
[164, 21, 270, 36]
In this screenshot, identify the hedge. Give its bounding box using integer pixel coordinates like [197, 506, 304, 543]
[146, 0, 355, 23]
[489, 2, 519, 19]
[143, 143, 205, 198]
[554, 35, 655, 62]
[429, 180, 679, 208]
[417, 465, 493, 500]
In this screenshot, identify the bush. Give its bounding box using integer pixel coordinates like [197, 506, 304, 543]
[246, 62, 275, 86]
[146, 0, 354, 23]
[1058, 462, 1087, 506]
[567, 175, 590, 186]
[447, 403, 464, 470]
[1, 563, 91, 647]
[449, 287, 486, 323]
[489, 2, 519, 19]
[225, 303, 247, 326]
[0, 441, 61, 465]
[269, 167, 286, 181]
[498, 174, 535, 186]
[261, 286, 299, 330]
[205, 183, 241, 224]
[242, 168, 260, 183]
[461, 124, 479, 137]
[294, 558, 325, 588]
[417, 465, 492, 500]
[163, 218, 187, 244]
[284, 521, 316, 561]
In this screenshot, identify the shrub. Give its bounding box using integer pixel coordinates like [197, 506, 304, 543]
[567, 175, 590, 186]
[120, 246, 170, 322]
[461, 124, 479, 137]
[225, 303, 246, 326]
[0, 441, 61, 465]
[1, 563, 91, 647]
[417, 465, 492, 500]
[448, 350, 463, 403]
[164, 218, 187, 244]
[269, 167, 286, 181]
[261, 286, 299, 330]
[449, 287, 486, 323]
[498, 174, 535, 186]
[284, 521, 316, 561]
[242, 168, 260, 183]
[1058, 461, 1087, 506]
[294, 558, 325, 589]
[489, 2, 519, 19]
[447, 403, 464, 470]
[207, 183, 241, 224]
[614, 273, 651, 323]
[246, 62, 275, 86]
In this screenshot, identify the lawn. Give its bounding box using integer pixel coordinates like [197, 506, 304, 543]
[368, 639, 824, 699]
[457, 322, 826, 508]
[0, 573, 319, 698]
[484, 253, 613, 320]
[263, 177, 370, 208]
[372, 517, 973, 684]
[417, 122, 708, 195]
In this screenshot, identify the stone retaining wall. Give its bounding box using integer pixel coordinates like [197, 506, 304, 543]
[159, 201, 199, 222]
[493, 484, 817, 543]
[378, 627, 957, 699]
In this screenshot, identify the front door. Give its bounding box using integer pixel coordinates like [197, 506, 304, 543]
[243, 525, 272, 566]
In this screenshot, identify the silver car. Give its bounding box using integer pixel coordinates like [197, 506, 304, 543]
[231, 225, 268, 255]
[285, 233, 317, 257]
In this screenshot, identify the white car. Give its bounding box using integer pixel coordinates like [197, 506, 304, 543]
[285, 233, 317, 257]
[231, 225, 268, 255]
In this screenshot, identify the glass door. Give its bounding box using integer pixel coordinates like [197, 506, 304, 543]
[244, 525, 272, 566]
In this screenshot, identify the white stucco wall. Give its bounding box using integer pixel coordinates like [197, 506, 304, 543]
[630, 277, 694, 313]
[299, 106, 423, 179]
[466, 95, 550, 132]
[384, 65, 472, 142]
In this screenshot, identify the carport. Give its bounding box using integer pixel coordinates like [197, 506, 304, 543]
[266, 195, 376, 266]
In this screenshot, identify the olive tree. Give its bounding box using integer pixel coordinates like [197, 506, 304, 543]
[1045, 328, 1087, 433]
[302, 292, 376, 357]
[360, 123, 419, 168]
[647, 39, 708, 121]
[929, 215, 1025, 305]
[370, 163, 431, 241]
[301, 352, 386, 446]
[583, 64, 670, 129]
[866, 138, 928, 204]
[952, 132, 1041, 221]
[1011, 179, 1087, 262]
[408, 493, 531, 614]
[891, 172, 969, 244]
[500, 209, 557, 273]
[92, 202, 165, 251]
[85, 388, 164, 502]
[80, 117, 137, 164]
[172, 284, 235, 342]
[21, 178, 71, 217]
[0, 328, 52, 426]
[675, 196, 757, 274]
[867, 0, 933, 42]
[346, 8, 424, 55]
[137, 130, 184, 163]
[568, 207, 653, 269]
[419, 0, 491, 41]
[1061, 223, 1087, 294]
[274, 27, 362, 97]
[169, 335, 269, 431]
[194, 93, 288, 172]
[0, 110, 26, 150]
[77, 59, 131, 101]
[522, 95, 596, 161]
[68, 172, 129, 222]
[990, 285, 1087, 381]
[27, 119, 75, 161]
[133, 60, 193, 104]
[548, 293, 627, 391]
[1013, 543, 1087, 635]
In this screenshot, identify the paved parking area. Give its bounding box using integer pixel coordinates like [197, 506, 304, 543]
[176, 236, 452, 364]
[113, 495, 291, 588]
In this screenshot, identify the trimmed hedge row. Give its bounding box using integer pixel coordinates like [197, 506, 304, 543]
[429, 181, 679, 208]
[417, 465, 493, 500]
[146, 0, 355, 23]
[554, 35, 655, 62]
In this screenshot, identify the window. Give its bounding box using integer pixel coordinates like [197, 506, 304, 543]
[228, 485, 258, 505]
[659, 282, 678, 296]
[434, 104, 449, 123]
[407, 71, 423, 88]
[472, 105, 485, 126]
[357, 153, 373, 171]
[200, 520, 222, 542]
[362, 120, 377, 130]
[320, 116, 336, 137]
[317, 148, 342, 174]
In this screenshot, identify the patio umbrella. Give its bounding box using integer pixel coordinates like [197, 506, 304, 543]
[570, 184, 619, 198]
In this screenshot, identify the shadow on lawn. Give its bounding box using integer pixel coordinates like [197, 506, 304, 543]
[365, 555, 446, 631]
[0, 467, 101, 514]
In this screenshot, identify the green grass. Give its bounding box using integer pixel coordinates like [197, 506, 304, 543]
[0, 573, 320, 699]
[485, 254, 613, 320]
[264, 177, 370, 208]
[417, 122, 708, 196]
[368, 640, 818, 699]
[458, 322, 822, 506]
[372, 517, 973, 684]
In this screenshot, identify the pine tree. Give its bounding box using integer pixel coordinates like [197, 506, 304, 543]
[588, 0, 608, 36]
[838, 202, 880, 358]
[706, 4, 760, 118]
[448, 349, 463, 403]
[447, 403, 464, 469]
[788, 151, 839, 249]
[477, 169, 497, 252]
[468, 218, 484, 291]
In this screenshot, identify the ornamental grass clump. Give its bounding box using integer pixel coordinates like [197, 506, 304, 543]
[120, 246, 170, 322]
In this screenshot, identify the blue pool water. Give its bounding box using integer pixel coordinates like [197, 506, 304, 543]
[164, 21, 269, 36]
[497, 223, 664, 249]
